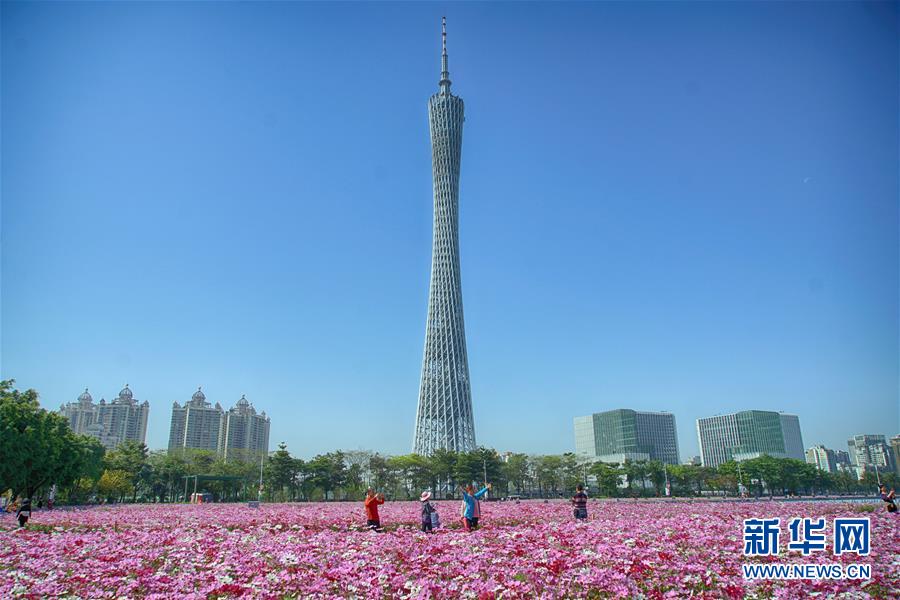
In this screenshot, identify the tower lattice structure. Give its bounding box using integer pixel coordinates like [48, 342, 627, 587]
[413, 17, 476, 455]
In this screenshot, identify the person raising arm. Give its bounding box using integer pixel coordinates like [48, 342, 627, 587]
[364, 488, 386, 531]
[459, 483, 491, 531]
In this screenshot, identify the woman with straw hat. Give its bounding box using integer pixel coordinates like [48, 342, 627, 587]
[420, 491, 438, 533]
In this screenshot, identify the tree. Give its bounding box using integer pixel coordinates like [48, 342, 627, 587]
[646, 461, 666, 496]
[306, 452, 347, 500]
[474, 448, 506, 492]
[533, 455, 563, 496]
[344, 463, 365, 500]
[64, 436, 106, 503]
[0, 380, 98, 500]
[388, 454, 434, 499]
[589, 462, 621, 497]
[98, 470, 133, 502]
[428, 448, 458, 496]
[368, 454, 396, 494]
[560, 453, 582, 492]
[147, 451, 188, 502]
[343, 450, 375, 489]
[502, 453, 530, 495]
[265, 442, 299, 501]
[104, 440, 149, 502]
[452, 448, 504, 493]
[621, 460, 644, 494]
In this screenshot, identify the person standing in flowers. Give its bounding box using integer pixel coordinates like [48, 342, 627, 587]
[364, 488, 385, 531]
[420, 491, 437, 533]
[572, 484, 588, 521]
[880, 484, 897, 513]
[459, 483, 491, 531]
[16, 497, 32, 528]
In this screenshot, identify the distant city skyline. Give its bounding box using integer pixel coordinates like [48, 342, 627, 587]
[3, 3, 898, 458]
[51, 381, 898, 465]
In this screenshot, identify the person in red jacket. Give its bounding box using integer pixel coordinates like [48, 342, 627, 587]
[364, 488, 385, 531]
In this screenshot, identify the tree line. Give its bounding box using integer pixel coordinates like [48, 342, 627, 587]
[2, 380, 896, 505]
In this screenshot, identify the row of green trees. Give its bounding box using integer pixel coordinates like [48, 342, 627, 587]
[260, 446, 897, 502]
[2, 380, 896, 504]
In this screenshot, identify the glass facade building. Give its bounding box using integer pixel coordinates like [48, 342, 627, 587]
[779, 414, 805, 461]
[696, 410, 804, 468]
[574, 409, 679, 465]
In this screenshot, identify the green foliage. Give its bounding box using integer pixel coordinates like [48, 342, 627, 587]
[0, 380, 105, 500]
[589, 462, 622, 496]
[306, 452, 348, 500]
[264, 442, 300, 501]
[502, 453, 530, 494]
[98, 469, 133, 501]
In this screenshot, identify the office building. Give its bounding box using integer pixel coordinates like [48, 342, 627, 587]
[574, 409, 679, 465]
[779, 414, 805, 460]
[696, 410, 804, 468]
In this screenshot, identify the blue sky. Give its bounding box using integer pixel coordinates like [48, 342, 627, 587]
[2, 1, 898, 459]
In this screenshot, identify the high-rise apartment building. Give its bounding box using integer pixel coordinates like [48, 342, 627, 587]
[834, 449, 852, 471]
[168, 389, 271, 462]
[60, 388, 100, 435]
[574, 409, 679, 465]
[805, 445, 840, 473]
[59, 385, 149, 450]
[847, 434, 895, 476]
[221, 395, 270, 462]
[168, 388, 224, 453]
[696, 410, 804, 468]
[414, 18, 476, 455]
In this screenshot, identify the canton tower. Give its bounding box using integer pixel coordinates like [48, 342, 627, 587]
[413, 17, 476, 455]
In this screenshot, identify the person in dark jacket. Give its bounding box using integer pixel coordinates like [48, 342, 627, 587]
[572, 484, 588, 521]
[879, 485, 897, 513]
[16, 498, 32, 528]
[420, 491, 437, 533]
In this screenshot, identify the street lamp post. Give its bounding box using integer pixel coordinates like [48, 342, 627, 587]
[259, 452, 265, 502]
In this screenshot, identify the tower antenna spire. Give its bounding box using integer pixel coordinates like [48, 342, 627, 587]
[439, 16, 451, 94]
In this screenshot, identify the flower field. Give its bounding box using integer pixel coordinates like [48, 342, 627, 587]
[1, 500, 897, 598]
